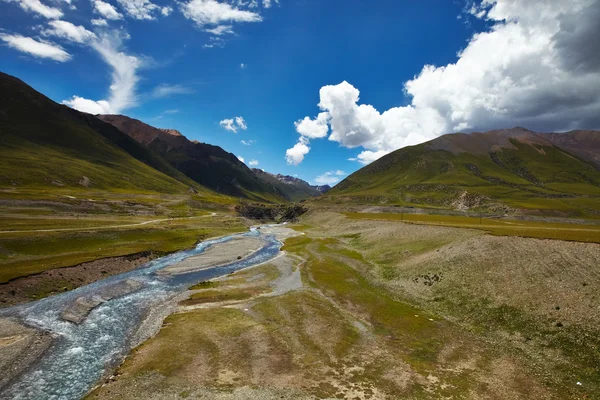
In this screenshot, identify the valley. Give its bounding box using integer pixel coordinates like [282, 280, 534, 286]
[0, 70, 599, 400]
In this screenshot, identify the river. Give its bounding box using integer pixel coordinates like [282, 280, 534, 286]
[0, 227, 283, 400]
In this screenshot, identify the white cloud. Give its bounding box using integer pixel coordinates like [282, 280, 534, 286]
[241, 139, 255, 145]
[115, 0, 159, 20]
[220, 118, 236, 132]
[91, 18, 108, 26]
[205, 25, 233, 35]
[240, 62, 246, 69]
[237, 155, 245, 163]
[235, 116, 247, 130]
[180, 0, 262, 27]
[160, 6, 172, 16]
[285, 140, 309, 165]
[151, 83, 194, 98]
[334, 170, 345, 176]
[62, 96, 112, 114]
[294, 112, 329, 139]
[220, 116, 247, 132]
[314, 171, 341, 186]
[93, 0, 123, 20]
[248, 159, 259, 166]
[43, 20, 97, 43]
[262, 0, 271, 8]
[10, 0, 63, 19]
[351, 150, 391, 165]
[62, 32, 140, 114]
[289, 0, 600, 165]
[0, 34, 71, 61]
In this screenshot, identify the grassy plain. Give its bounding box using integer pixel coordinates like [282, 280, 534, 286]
[343, 212, 600, 243]
[88, 211, 599, 399]
[0, 190, 246, 284]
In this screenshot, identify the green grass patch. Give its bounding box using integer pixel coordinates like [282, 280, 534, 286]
[343, 212, 600, 243]
[0, 216, 246, 282]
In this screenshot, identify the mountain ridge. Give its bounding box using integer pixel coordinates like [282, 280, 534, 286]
[251, 169, 324, 202]
[322, 127, 600, 216]
[0, 72, 211, 195]
[97, 114, 285, 202]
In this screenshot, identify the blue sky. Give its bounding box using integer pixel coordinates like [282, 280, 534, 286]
[1, 0, 599, 186]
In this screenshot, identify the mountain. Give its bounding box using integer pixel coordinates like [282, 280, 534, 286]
[313, 185, 332, 194]
[0, 72, 211, 195]
[251, 169, 323, 202]
[97, 115, 284, 203]
[323, 127, 600, 216]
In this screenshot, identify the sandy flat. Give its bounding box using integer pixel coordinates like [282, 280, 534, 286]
[0, 317, 52, 390]
[161, 236, 264, 275]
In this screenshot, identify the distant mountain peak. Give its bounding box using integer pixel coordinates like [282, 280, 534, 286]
[159, 128, 183, 137]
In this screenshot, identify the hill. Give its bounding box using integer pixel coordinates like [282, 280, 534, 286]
[97, 115, 284, 203]
[251, 169, 323, 201]
[322, 127, 600, 217]
[0, 72, 211, 196]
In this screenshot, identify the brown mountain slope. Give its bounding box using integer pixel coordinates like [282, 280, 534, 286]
[97, 115, 285, 202]
[0, 72, 209, 195]
[322, 128, 600, 216]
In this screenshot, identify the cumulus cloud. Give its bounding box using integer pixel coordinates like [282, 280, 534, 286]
[294, 112, 329, 139]
[115, 0, 159, 20]
[237, 155, 245, 162]
[248, 159, 259, 166]
[288, 0, 600, 165]
[92, 0, 123, 20]
[62, 32, 140, 114]
[0, 33, 71, 61]
[285, 139, 309, 165]
[151, 83, 194, 98]
[9, 0, 63, 19]
[43, 20, 97, 43]
[220, 116, 247, 132]
[180, 0, 262, 27]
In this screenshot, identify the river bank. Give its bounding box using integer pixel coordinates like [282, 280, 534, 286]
[0, 225, 297, 399]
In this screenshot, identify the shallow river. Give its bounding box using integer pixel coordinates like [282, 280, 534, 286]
[0, 227, 283, 400]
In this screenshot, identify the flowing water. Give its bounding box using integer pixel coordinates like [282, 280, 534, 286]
[0, 227, 283, 400]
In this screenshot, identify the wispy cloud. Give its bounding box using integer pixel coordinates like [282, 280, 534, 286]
[42, 20, 97, 44]
[0, 33, 71, 61]
[10, 0, 63, 19]
[153, 108, 180, 119]
[248, 159, 259, 166]
[220, 116, 247, 133]
[205, 25, 233, 35]
[92, 0, 123, 20]
[241, 139, 255, 145]
[115, 0, 159, 20]
[62, 32, 140, 114]
[314, 170, 345, 186]
[181, 0, 262, 26]
[151, 83, 194, 98]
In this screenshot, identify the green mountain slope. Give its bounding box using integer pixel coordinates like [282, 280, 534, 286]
[323, 128, 600, 216]
[97, 115, 285, 203]
[251, 169, 322, 202]
[0, 72, 216, 196]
